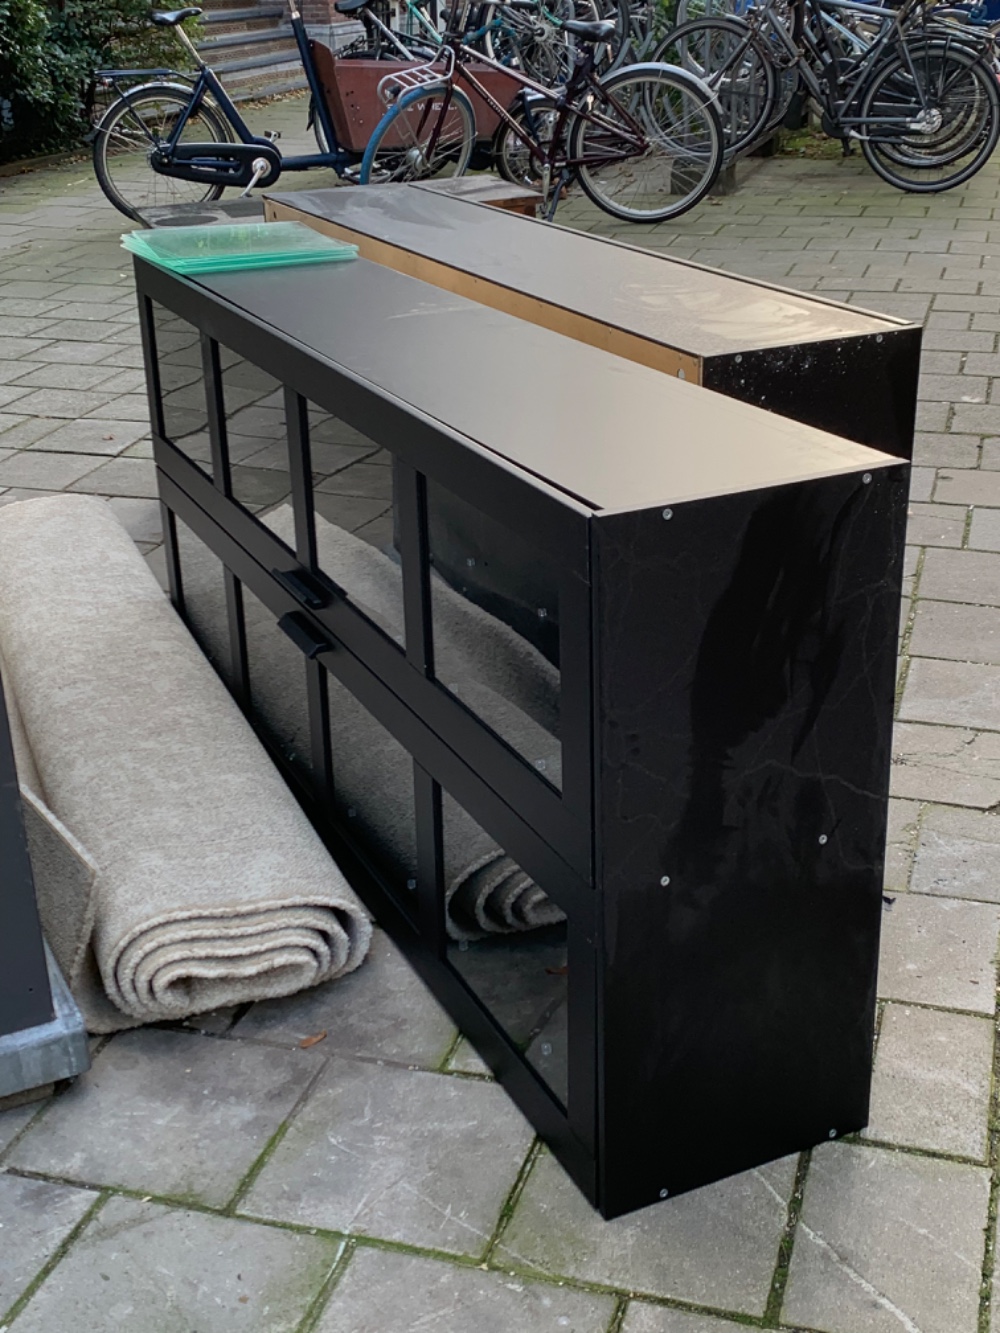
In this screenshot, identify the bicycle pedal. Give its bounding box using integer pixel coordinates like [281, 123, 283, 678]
[263, 130, 282, 141]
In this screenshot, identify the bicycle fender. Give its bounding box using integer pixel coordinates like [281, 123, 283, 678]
[94, 80, 203, 129]
[610, 60, 717, 102]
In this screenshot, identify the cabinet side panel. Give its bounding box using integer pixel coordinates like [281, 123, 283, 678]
[705, 328, 921, 461]
[592, 467, 907, 1219]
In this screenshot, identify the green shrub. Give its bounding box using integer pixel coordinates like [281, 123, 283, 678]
[0, 0, 193, 162]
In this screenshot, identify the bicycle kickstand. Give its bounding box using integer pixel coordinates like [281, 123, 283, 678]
[543, 170, 573, 222]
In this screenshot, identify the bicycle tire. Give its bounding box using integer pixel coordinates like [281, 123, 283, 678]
[359, 83, 476, 183]
[93, 83, 233, 222]
[675, 0, 750, 26]
[654, 16, 777, 154]
[568, 61, 723, 220]
[859, 41, 1000, 191]
[494, 95, 561, 186]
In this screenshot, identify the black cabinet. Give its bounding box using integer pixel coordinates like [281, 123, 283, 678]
[137, 251, 910, 1219]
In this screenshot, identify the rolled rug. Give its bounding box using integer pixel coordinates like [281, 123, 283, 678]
[0, 495, 371, 1031]
[190, 505, 565, 941]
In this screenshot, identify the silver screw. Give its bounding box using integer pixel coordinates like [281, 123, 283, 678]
[660, 875, 671, 887]
[406, 878, 417, 891]
[466, 557, 475, 567]
[876, 334, 883, 343]
[537, 607, 548, 619]
[535, 759, 547, 771]
[828, 1128, 837, 1139]
[459, 940, 469, 952]
[347, 807, 356, 819]
[862, 472, 872, 484]
[735, 354, 743, 363]
[662, 508, 673, 521]
[541, 1043, 553, 1056]
[659, 1188, 669, 1199]
[677, 369, 686, 380]
[818, 834, 828, 845]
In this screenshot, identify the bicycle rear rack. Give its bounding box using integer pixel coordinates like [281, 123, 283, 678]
[375, 47, 455, 106]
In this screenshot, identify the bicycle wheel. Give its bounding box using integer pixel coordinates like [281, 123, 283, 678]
[860, 41, 1000, 190]
[655, 17, 777, 153]
[92, 84, 233, 222]
[480, 0, 577, 82]
[359, 84, 476, 182]
[494, 96, 561, 185]
[568, 62, 723, 220]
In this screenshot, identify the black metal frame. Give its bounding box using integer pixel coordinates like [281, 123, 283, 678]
[137, 254, 909, 1219]
[0, 673, 53, 1040]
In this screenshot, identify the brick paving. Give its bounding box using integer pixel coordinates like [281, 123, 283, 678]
[1, 96, 1000, 1332]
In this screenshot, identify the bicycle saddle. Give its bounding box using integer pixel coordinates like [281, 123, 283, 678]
[151, 7, 203, 24]
[334, 0, 369, 13]
[562, 17, 617, 40]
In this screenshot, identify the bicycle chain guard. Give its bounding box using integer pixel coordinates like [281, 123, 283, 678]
[150, 140, 282, 188]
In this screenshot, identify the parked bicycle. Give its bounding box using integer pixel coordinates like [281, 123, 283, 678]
[657, 0, 1000, 186]
[92, 1, 377, 220]
[355, 0, 724, 220]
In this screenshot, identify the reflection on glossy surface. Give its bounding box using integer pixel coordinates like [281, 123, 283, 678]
[174, 516, 231, 681]
[448, 889, 568, 1104]
[427, 479, 562, 787]
[442, 790, 567, 1103]
[241, 582, 313, 784]
[269, 187, 894, 352]
[223, 353, 294, 533]
[152, 303, 210, 472]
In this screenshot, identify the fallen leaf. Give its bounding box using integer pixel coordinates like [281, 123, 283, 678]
[545, 965, 568, 976]
[299, 1030, 327, 1048]
[238, 1295, 249, 1304]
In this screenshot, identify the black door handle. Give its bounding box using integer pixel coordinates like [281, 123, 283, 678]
[272, 566, 347, 609]
[277, 612, 333, 660]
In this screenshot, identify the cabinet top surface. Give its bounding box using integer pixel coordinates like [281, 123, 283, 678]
[183, 257, 900, 513]
[265, 186, 909, 356]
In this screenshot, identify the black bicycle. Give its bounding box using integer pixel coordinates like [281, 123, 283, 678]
[657, 0, 1000, 188]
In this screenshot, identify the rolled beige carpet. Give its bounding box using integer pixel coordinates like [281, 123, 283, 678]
[0, 495, 371, 1031]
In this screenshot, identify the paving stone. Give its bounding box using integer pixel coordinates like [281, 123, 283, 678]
[25, 417, 147, 456]
[912, 803, 1000, 903]
[31, 339, 118, 366]
[0, 1100, 40, 1154]
[67, 455, 157, 497]
[883, 798, 920, 892]
[235, 928, 455, 1067]
[0, 449, 102, 490]
[919, 373, 986, 402]
[912, 434, 979, 467]
[620, 1308, 750, 1333]
[910, 599, 1000, 663]
[936, 469, 1000, 506]
[84, 392, 149, 421]
[877, 892, 1000, 1013]
[105, 496, 162, 545]
[241, 1056, 533, 1255]
[919, 547, 1000, 604]
[0, 1172, 97, 1319]
[5, 387, 118, 418]
[9, 362, 120, 391]
[315, 1247, 615, 1333]
[969, 507, 1000, 551]
[9, 1196, 340, 1333]
[496, 1149, 797, 1315]
[902, 657, 1000, 731]
[8, 1028, 319, 1206]
[864, 1003, 992, 1159]
[447, 1037, 493, 1076]
[910, 467, 934, 502]
[891, 721, 1000, 807]
[0, 416, 60, 448]
[905, 502, 966, 547]
[783, 1143, 990, 1333]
